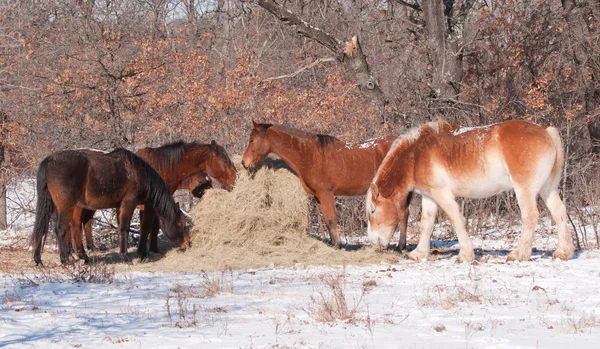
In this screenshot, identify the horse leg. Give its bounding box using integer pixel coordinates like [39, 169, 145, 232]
[71, 206, 89, 264]
[57, 207, 76, 264]
[138, 205, 156, 260]
[82, 209, 95, 251]
[541, 189, 574, 260]
[408, 196, 438, 261]
[117, 203, 136, 262]
[316, 191, 341, 247]
[431, 189, 475, 263]
[396, 192, 413, 252]
[507, 187, 539, 262]
[149, 216, 160, 253]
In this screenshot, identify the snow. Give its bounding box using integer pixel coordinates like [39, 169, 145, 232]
[2, 250, 600, 348]
[2, 179, 600, 348]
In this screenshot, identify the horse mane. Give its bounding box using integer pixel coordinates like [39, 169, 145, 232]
[210, 141, 235, 168]
[144, 140, 206, 172]
[108, 148, 176, 223]
[375, 119, 456, 198]
[262, 123, 341, 152]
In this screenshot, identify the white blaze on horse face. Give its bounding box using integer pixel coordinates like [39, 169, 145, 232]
[366, 189, 398, 249]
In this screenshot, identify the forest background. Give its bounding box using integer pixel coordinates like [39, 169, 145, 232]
[1, 0, 598, 244]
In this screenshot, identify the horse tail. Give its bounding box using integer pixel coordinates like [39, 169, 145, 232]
[31, 157, 55, 265]
[143, 161, 176, 233]
[546, 126, 564, 191]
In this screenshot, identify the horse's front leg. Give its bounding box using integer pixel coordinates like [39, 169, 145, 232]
[408, 196, 438, 261]
[138, 205, 156, 260]
[430, 189, 474, 263]
[149, 216, 160, 254]
[316, 191, 342, 248]
[117, 202, 136, 263]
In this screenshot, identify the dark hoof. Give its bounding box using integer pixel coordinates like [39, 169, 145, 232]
[35, 262, 44, 269]
[120, 253, 130, 263]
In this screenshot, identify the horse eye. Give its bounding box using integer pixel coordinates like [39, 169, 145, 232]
[249, 139, 254, 143]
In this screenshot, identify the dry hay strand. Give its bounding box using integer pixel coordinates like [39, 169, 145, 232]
[136, 155, 400, 272]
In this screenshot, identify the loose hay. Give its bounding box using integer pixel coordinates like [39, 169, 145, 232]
[139, 155, 400, 272]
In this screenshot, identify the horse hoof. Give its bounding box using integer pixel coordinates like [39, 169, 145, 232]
[552, 249, 572, 261]
[408, 250, 427, 262]
[457, 251, 475, 263]
[507, 250, 530, 262]
[35, 262, 44, 269]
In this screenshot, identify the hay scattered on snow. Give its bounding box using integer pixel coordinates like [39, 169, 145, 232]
[140, 155, 399, 271]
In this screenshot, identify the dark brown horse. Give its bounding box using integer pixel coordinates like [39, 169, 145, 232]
[31, 149, 185, 266]
[241, 121, 396, 248]
[71, 141, 236, 260]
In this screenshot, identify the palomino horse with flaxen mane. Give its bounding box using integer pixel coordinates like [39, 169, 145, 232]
[31, 149, 186, 266]
[242, 121, 396, 247]
[69, 140, 236, 260]
[366, 119, 574, 263]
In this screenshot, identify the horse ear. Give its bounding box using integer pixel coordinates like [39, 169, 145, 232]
[211, 140, 217, 148]
[370, 183, 379, 200]
[252, 120, 259, 128]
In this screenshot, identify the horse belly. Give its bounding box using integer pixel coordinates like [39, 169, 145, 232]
[450, 162, 513, 199]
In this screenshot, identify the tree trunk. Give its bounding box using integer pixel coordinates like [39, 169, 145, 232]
[0, 183, 6, 231]
[0, 112, 6, 230]
[562, 0, 600, 153]
[256, 0, 389, 109]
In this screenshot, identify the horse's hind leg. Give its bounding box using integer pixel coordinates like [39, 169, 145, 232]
[71, 207, 90, 264]
[507, 187, 539, 262]
[431, 189, 475, 263]
[316, 191, 342, 247]
[541, 189, 574, 260]
[82, 209, 95, 251]
[56, 207, 76, 264]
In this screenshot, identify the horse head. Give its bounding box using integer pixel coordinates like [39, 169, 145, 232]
[366, 183, 400, 249]
[206, 140, 236, 191]
[161, 203, 191, 250]
[242, 120, 272, 169]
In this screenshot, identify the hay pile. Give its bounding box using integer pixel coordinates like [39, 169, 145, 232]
[140, 155, 399, 271]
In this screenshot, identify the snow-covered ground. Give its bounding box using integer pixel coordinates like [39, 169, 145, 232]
[2, 251, 600, 348]
[2, 178, 600, 348]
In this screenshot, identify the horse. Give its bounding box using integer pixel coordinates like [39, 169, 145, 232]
[31, 149, 185, 266]
[241, 121, 397, 248]
[71, 140, 236, 260]
[366, 119, 574, 263]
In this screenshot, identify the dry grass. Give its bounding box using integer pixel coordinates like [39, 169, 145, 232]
[137, 155, 399, 272]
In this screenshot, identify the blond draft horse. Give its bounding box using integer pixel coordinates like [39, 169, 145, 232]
[242, 121, 397, 248]
[366, 119, 574, 263]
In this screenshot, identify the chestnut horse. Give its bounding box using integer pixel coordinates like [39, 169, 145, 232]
[366, 119, 574, 263]
[70, 141, 236, 260]
[31, 149, 185, 266]
[242, 121, 396, 247]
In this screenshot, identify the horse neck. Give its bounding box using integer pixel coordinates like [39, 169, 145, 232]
[376, 140, 415, 196]
[266, 129, 309, 174]
[176, 145, 211, 183]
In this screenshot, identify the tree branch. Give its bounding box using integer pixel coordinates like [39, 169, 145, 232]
[256, 0, 389, 107]
[259, 57, 336, 83]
